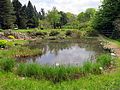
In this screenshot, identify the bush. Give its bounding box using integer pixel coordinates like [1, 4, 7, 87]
[49, 31, 60, 36]
[65, 30, 72, 36]
[0, 40, 8, 48]
[72, 30, 82, 38]
[8, 35, 15, 39]
[0, 58, 15, 72]
[27, 31, 47, 37]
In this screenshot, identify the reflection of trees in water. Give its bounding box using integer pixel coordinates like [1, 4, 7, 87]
[28, 38, 105, 56]
[41, 42, 74, 56]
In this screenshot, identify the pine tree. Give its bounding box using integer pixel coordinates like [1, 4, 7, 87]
[12, 0, 22, 28]
[0, 0, 15, 29]
[26, 1, 39, 28]
[41, 8, 45, 20]
[19, 5, 27, 29]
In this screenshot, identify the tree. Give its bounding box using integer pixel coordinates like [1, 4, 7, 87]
[12, 0, 27, 29]
[59, 11, 68, 26]
[66, 12, 78, 29]
[78, 8, 96, 23]
[47, 7, 61, 29]
[93, 0, 120, 38]
[41, 8, 45, 20]
[19, 5, 27, 29]
[0, 0, 15, 29]
[26, 1, 39, 28]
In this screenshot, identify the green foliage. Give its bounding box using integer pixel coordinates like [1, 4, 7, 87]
[8, 35, 15, 39]
[82, 61, 101, 75]
[47, 7, 61, 29]
[92, 0, 120, 38]
[0, 40, 8, 48]
[65, 30, 72, 36]
[0, 58, 15, 72]
[49, 30, 60, 36]
[96, 54, 112, 68]
[77, 8, 96, 23]
[17, 64, 82, 83]
[17, 63, 43, 79]
[0, 0, 15, 29]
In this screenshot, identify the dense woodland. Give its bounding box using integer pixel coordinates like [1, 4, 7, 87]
[0, 0, 120, 39]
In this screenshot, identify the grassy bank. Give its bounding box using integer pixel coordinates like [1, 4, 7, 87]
[0, 35, 119, 89]
[0, 54, 114, 83]
[0, 58, 119, 90]
[0, 39, 42, 58]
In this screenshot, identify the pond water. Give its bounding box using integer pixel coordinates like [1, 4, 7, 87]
[17, 38, 107, 66]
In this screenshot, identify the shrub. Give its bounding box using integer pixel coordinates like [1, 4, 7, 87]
[65, 30, 72, 36]
[49, 31, 59, 36]
[35, 32, 47, 36]
[72, 30, 82, 38]
[0, 40, 7, 48]
[8, 35, 15, 39]
[0, 58, 15, 72]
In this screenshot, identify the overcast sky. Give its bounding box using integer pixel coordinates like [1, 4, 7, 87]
[19, 0, 102, 14]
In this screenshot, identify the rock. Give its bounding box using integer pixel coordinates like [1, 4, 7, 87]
[55, 63, 59, 66]
[111, 53, 116, 56]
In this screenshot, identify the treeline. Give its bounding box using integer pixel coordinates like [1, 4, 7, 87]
[0, 0, 96, 30]
[93, 0, 120, 38]
[0, 0, 45, 29]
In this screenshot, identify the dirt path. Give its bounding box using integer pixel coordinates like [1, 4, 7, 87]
[99, 35, 120, 57]
[106, 42, 120, 57]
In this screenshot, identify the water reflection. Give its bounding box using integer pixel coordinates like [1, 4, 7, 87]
[17, 38, 106, 65]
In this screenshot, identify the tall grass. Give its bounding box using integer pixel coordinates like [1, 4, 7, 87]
[0, 58, 15, 72]
[16, 64, 82, 83]
[0, 54, 113, 83]
[96, 54, 112, 68]
[0, 46, 42, 58]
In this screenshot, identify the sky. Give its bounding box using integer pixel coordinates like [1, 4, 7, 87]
[19, 0, 102, 15]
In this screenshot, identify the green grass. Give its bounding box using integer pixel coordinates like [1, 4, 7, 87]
[0, 53, 113, 83]
[0, 46, 42, 58]
[0, 58, 119, 90]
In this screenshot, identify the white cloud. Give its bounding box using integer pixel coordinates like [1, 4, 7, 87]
[19, 0, 101, 14]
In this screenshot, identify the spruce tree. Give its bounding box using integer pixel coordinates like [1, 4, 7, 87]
[0, 0, 15, 29]
[41, 8, 45, 20]
[26, 1, 38, 28]
[12, 0, 22, 28]
[19, 5, 27, 29]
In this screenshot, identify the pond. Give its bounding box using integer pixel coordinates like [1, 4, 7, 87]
[17, 38, 107, 66]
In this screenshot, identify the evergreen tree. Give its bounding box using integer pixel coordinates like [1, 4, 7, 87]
[41, 8, 45, 20]
[38, 12, 42, 20]
[26, 1, 38, 28]
[0, 0, 15, 29]
[12, 0, 22, 28]
[19, 5, 27, 29]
